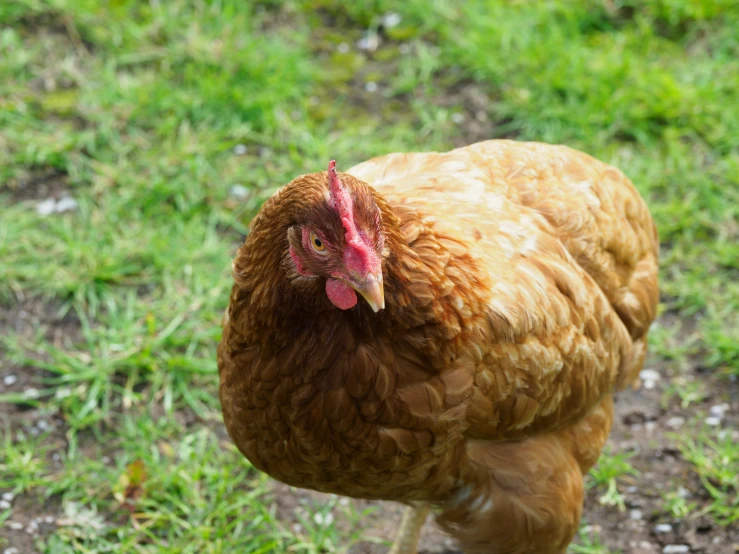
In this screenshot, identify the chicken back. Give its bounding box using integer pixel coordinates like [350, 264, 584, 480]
[218, 140, 659, 554]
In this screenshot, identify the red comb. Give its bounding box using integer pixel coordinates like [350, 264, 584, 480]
[328, 160, 359, 243]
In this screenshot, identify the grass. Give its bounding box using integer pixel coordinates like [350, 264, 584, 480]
[0, 0, 738, 552]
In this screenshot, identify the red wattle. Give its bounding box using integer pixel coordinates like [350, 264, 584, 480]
[326, 278, 357, 310]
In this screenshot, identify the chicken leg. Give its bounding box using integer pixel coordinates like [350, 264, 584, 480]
[388, 502, 431, 554]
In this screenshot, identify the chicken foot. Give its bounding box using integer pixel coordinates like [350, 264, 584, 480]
[388, 501, 431, 554]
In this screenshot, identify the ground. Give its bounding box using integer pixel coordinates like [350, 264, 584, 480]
[1, 1, 738, 553]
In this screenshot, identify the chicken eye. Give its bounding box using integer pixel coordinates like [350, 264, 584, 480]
[310, 232, 328, 255]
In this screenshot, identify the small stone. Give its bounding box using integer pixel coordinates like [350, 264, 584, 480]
[55, 196, 78, 213]
[4, 548, 20, 554]
[312, 511, 334, 526]
[23, 388, 40, 399]
[645, 421, 657, 433]
[640, 369, 660, 382]
[3, 374, 18, 386]
[233, 144, 247, 156]
[381, 12, 401, 29]
[365, 81, 378, 93]
[36, 198, 57, 216]
[709, 403, 729, 417]
[337, 42, 349, 54]
[662, 546, 689, 554]
[36, 419, 49, 431]
[55, 387, 72, 399]
[356, 34, 380, 52]
[630, 509, 643, 520]
[451, 112, 465, 124]
[44, 515, 55, 524]
[0, 500, 10, 509]
[665, 416, 685, 429]
[339, 497, 349, 506]
[7, 521, 24, 530]
[627, 486, 639, 493]
[2, 492, 14, 502]
[705, 416, 721, 426]
[677, 486, 690, 498]
[291, 523, 302, 534]
[643, 379, 657, 390]
[52, 452, 61, 462]
[229, 185, 249, 200]
[654, 523, 673, 533]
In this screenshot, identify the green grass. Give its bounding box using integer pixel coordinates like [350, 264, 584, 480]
[1, 0, 738, 552]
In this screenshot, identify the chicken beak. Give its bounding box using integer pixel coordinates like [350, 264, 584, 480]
[352, 273, 385, 312]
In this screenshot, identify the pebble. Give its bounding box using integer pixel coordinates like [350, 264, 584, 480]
[640, 369, 660, 382]
[233, 144, 247, 156]
[55, 197, 78, 213]
[336, 42, 349, 54]
[630, 509, 643, 520]
[23, 388, 40, 399]
[291, 523, 302, 534]
[229, 185, 249, 200]
[365, 81, 378, 93]
[55, 387, 72, 399]
[677, 486, 690, 498]
[709, 403, 729, 417]
[36, 419, 50, 431]
[7, 521, 24, 530]
[312, 511, 334, 526]
[3, 374, 18, 386]
[37, 196, 78, 215]
[356, 34, 380, 52]
[4, 548, 20, 554]
[654, 523, 673, 533]
[36, 198, 57, 216]
[645, 421, 657, 433]
[665, 416, 685, 429]
[627, 486, 639, 493]
[451, 113, 465, 124]
[705, 416, 721, 426]
[0, 500, 10, 509]
[381, 12, 401, 29]
[2, 492, 14, 502]
[662, 546, 689, 554]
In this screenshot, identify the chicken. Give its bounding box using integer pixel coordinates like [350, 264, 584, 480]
[218, 140, 659, 554]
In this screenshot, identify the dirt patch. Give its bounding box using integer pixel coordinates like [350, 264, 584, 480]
[0, 299, 81, 552]
[1, 169, 69, 205]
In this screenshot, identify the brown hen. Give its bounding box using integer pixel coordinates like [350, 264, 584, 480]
[218, 140, 659, 554]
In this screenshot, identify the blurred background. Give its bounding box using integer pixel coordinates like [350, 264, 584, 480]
[1, 1, 737, 553]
